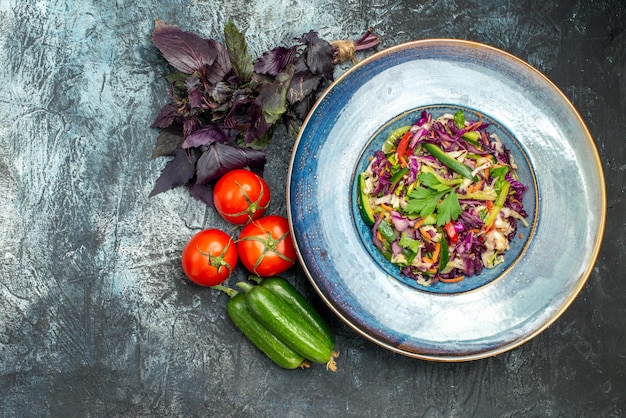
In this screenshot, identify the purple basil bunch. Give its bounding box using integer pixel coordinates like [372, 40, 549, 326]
[148, 20, 378, 206]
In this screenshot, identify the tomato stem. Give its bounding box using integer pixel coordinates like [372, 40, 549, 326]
[238, 230, 296, 275]
[231, 178, 270, 224]
[197, 239, 236, 275]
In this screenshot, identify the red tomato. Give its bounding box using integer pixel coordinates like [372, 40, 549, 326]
[213, 169, 271, 225]
[237, 215, 297, 277]
[181, 229, 238, 286]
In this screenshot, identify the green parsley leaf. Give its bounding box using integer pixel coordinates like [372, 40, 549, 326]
[418, 172, 441, 187]
[407, 173, 463, 226]
[430, 183, 453, 192]
[418, 172, 451, 191]
[436, 190, 462, 226]
[406, 187, 447, 217]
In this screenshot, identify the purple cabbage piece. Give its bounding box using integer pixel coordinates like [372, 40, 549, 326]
[390, 211, 410, 232]
[371, 216, 385, 252]
[506, 172, 527, 196]
[370, 150, 392, 195]
[408, 127, 429, 149]
[460, 210, 483, 229]
[391, 240, 403, 258]
[407, 155, 420, 184]
[416, 110, 429, 126]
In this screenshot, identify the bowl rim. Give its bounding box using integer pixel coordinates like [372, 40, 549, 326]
[286, 38, 606, 362]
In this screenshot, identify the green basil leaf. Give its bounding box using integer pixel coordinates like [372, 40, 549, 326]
[224, 20, 253, 84]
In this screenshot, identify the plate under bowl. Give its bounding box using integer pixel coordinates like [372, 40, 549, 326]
[287, 39, 605, 361]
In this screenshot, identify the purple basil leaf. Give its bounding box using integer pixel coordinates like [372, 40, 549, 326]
[182, 125, 229, 148]
[183, 118, 201, 137]
[244, 148, 267, 176]
[195, 142, 266, 184]
[282, 112, 302, 138]
[300, 31, 334, 80]
[254, 46, 297, 76]
[188, 88, 204, 109]
[188, 182, 215, 207]
[211, 39, 232, 77]
[257, 68, 293, 125]
[203, 60, 227, 85]
[186, 74, 201, 90]
[291, 93, 318, 120]
[149, 148, 200, 197]
[287, 69, 322, 104]
[202, 40, 229, 85]
[223, 90, 251, 128]
[248, 130, 273, 150]
[224, 20, 253, 84]
[151, 129, 185, 158]
[243, 101, 272, 144]
[207, 81, 232, 106]
[151, 103, 178, 129]
[152, 20, 216, 74]
[186, 75, 203, 107]
[292, 53, 309, 72]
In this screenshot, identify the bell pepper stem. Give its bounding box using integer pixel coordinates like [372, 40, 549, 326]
[211, 284, 238, 298]
[235, 281, 254, 292]
[248, 275, 263, 284]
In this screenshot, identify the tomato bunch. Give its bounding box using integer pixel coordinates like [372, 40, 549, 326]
[180, 169, 297, 286]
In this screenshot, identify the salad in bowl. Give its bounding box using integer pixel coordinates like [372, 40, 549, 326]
[358, 109, 529, 287]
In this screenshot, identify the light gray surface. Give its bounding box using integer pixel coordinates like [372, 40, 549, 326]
[1, 1, 624, 416]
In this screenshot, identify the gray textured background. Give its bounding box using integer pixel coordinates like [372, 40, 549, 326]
[1, 0, 624, 416]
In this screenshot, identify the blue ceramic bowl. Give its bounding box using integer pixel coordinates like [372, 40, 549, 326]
[287, 39, 605, 361]
[352, 105, 537, 294]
